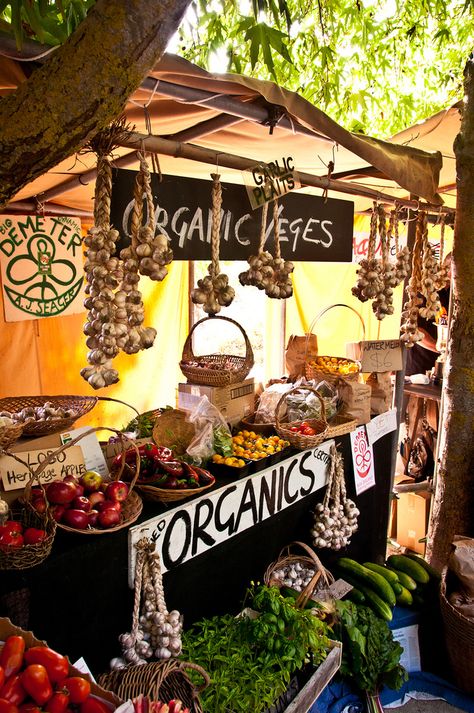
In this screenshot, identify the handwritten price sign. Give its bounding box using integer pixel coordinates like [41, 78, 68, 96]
[350, 427, 376, 494]
[346, 339, 402, 372]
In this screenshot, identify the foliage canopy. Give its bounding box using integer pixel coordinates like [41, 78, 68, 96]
[0, 0, 472, 136]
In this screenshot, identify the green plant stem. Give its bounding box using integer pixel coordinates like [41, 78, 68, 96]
[365, 691, 384, 713]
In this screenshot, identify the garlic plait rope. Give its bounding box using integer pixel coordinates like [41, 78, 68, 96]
[239, 202, 274, 290]
[372, 204, 395, 319]
[191, 173, 235, 314]
[419, 211, 441, 320]
[392, 204, 410, 284]
[434, 214, 449, 290]
[400, 211, 425, 346]
[264, 199, 294, 299]
[352, 203, 384, 303]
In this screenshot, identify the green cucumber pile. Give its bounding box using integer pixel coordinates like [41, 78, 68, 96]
[334, 553, 441, 621]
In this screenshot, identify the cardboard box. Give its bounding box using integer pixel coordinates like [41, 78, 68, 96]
[177, 378, 255, 426]
[0, 617, 122, 708]
[396, 491, 431, 554]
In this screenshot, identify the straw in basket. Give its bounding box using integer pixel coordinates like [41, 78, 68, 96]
[0, 421, 24, 451]
[304, 304, 364, 384]
[179, 315, 254, 387]
[275, 386, 328, 449]
[264, 540, 335, 609]
[31, 427, 143, 535]
[0, 454, 57, 570]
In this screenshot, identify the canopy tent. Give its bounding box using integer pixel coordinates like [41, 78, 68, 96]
[0, 50, 457, 426]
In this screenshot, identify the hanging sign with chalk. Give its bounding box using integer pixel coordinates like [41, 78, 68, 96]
[242, 157, 301, 209]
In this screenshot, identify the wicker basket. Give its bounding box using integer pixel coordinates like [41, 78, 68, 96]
[275, 387, 328, 450]
[0, 395, 98, 437]
[326, 414, 358, 439]
[0, 421, 24, 451]
[152, 409, 196, 456]
[137, 472, 216, 504]
[440, 573, 474, 694]
[239, 414, 275, 437]
[0, 456, 56, 570]
[180, 316, 254, 387]
[31, 428, 143, 535]
[98, 660, 209, 713]
[264, 540, 335, 607]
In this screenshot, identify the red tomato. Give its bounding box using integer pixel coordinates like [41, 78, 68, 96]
[58, 678, 90, 705]
[0, 699, 19, 713]
[0, 675, 26, 705]
[19, 704, 42, 713]
[300, 421, 310, 428]
[20, 665, 52, 706]
[80, 697, 111, 713]
[45, 692, 69, 713]
[289, 426, 299, 432]
[0, 638, 25, 678]
[0, 667, 4, 690]
[24, 648, 68, 684]
[302, 427, 315, 436]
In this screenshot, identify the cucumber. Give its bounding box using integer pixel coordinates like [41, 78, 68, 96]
[391, 582, 403, 596]
[355, 583, 393, 621]
[281, 586, 299, 599]
[404, 553, 441, 581]
[363, 562, 400, 585]
[345, 587, 366, 605]
[337, 558, 396, 607]
[386, 554, 430, 584]
[395, 585, 414, 607]
[386, 567, 417, 591]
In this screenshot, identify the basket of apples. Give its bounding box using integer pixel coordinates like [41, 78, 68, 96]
[33, 428, 143, 535]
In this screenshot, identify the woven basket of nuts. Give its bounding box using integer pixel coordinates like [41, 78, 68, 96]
[0, 395, 98, 437]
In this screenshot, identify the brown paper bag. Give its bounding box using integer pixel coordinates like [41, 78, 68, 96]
[367, 371, 392, 415]
[449, 536, 474, 598]
[337, 378, 371, 425]
[285, 333, 318, 381]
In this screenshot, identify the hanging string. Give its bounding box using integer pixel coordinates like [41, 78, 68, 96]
[258, 202, 269, 253]
[210, 173, 222, 279]
[273, 199, 281, 259]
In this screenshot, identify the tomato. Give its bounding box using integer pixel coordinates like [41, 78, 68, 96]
[45, 692, 69, 713]
[0, 676, 26, 706]
[58, 678, 90, 705]
[19, 704, 42, 713]
[24, 648, 68, 685]
[0, 699, 19, 713]
[302, 427, 315, 436]
[20, 665, 52, 706]
[79, 697, 111, 713]
[0, 667, 4, 690]
[0, 639, 25, 679]
[289, 426, 299, 432]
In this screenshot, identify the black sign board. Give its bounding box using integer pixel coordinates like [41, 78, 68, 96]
[110, 170, 354, 262]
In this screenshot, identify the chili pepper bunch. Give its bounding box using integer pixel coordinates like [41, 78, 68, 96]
[0, 636, 112, 713]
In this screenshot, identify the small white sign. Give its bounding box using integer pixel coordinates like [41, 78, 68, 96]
[60, 426, 109, 478]
[365, 408, 398, 446]
[391, 624, 421, 673]
[350, 426, 376, 495]
[128, 441, 334, 585]
[243, 157, 301, 209]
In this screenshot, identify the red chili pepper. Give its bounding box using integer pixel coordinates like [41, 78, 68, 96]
[44, 692, 69, 713]
[0, 639, 25, 679]
[192, 466, 215, 486]
[0, 699, 19, 713]
[19, 703, 42, 713]
[24, 648, 68, 684]
[158, 460, 184, 477]
[20, 665, 52, 706]
[0, 676, 27, 706]
[79, 697, 111, 713]
[57, 678, 90, 705]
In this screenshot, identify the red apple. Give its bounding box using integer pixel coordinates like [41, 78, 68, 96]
[87, 491, 105, 508]
[32, 495, 47, 513]
[71, 496, 92, 512]
[96, 500, 121, 513]
[23, 527, 47, 545]
[79, 470, 103, 493]
[46, 480, 77, 505]
[50, 504, 67, 522]
[62, 509, 89, 530]
[104, 480, 129, 503]
[98, 508, 121, 528]
[63, 475, 84, 497]
[88, 510, 99, 527]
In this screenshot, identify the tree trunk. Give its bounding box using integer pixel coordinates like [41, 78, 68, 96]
[0, 0, 191, 208]
[426, 56, 474, 569]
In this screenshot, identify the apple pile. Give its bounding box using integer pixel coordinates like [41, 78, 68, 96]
[0, 521, 47, 548]
[33, 471, 129, 531]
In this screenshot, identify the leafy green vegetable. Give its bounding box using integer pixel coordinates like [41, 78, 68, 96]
[182, 584, 330, 712]
[213, 424, 233, 457]
[334, 600, 408, 696]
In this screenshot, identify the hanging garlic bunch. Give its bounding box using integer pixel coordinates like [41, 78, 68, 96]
[418, 211, 441, 320]
[352, 204, 384, 302]
[265, 200, 294, 299]
[191, 174, 235, 315]
[80, 150, 122, 389]
[392, 204, 411, 284]
[310, 444, 359, 551]
[112, 538, 183, 671]
[400, 211, 425, 346]
[132, 156, 173, 282]
[434, 214, 450, 290]
[372, 205, 395, 319]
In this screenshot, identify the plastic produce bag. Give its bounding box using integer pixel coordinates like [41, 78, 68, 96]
[254, 382, 294, 424]
[186, 396, 232, 463]
[286, 378, 340, 422]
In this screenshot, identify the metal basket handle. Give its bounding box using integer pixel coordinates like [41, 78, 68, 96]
[182, 315, 254, 368]
[304, 303, 366, 361]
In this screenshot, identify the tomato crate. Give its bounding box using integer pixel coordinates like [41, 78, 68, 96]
[0, 618, 122, 710]
[263, 640, 342, 713]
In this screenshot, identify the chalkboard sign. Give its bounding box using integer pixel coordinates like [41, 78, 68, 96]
[110, 170, 354, 262]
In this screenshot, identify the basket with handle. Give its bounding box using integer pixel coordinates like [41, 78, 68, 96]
[0, 421, 25, 451]
[98, 660, 209, 713]
[0, 454, 57, 570]
[30, 427, 143, 535]
[180, 315, 254, 387]
[304, 304, 364, 384]
[440, 572, 474, 694]
[264, 540, 335, 601]
[0, 395, 99, 437]
[275, 386, 328, 449]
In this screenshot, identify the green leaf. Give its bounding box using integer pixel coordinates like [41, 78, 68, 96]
[23, 0, 46, 43]
[10, 0, 23, 50]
